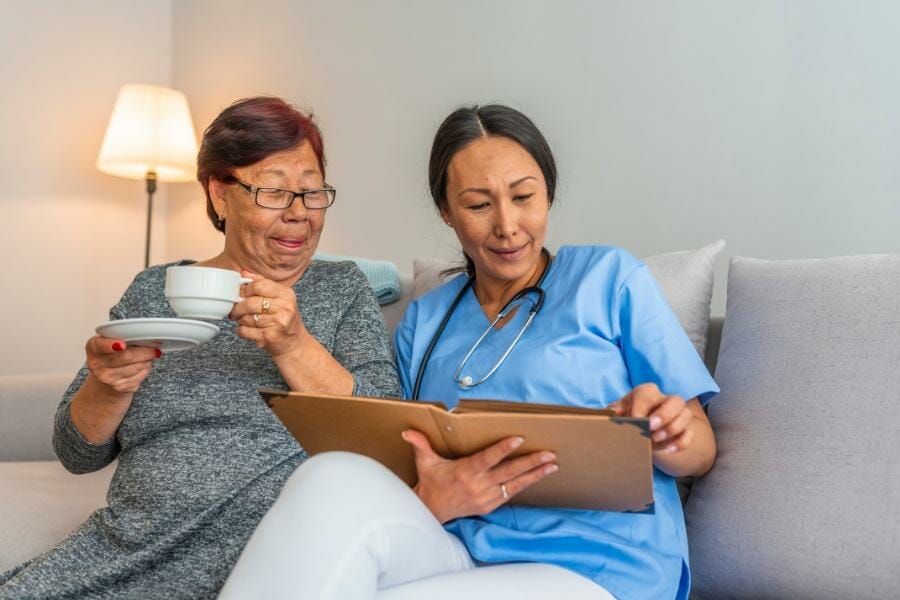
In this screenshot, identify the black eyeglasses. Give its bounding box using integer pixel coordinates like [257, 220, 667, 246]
[233, 179, 336, 210]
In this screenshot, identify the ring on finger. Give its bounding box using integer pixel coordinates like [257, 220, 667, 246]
[261, 297, 271, 314]
[500, 483, 509, 499]
[253, 313, 261, 326]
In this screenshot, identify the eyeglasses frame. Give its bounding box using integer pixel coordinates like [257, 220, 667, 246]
[232, 178, 336, 210]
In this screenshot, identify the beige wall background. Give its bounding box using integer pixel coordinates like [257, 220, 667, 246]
[2, 0, 899, 376]
[0, 1, 172, 376]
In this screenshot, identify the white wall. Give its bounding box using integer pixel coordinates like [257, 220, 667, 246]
[0, 1, 173, 376]
[168, 0, 900, 316]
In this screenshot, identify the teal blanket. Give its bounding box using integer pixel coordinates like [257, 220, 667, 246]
[313, 253, 401, 305]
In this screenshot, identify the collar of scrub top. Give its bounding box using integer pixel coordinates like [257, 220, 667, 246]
[411, 248, 552, 400]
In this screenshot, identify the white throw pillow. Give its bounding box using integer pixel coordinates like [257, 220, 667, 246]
[413, 240, 725, 358]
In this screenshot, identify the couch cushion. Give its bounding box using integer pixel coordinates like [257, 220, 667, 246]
[413, 241, 725, 357]
[684, 254, 900, 598]
[380, 274, 414, 335]
[641, 241, 724, 358]
[0, 461, 113, 573]
[0, 373, 74, 461]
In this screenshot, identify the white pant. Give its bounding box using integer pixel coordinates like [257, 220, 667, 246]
[220, 452, 615, 600]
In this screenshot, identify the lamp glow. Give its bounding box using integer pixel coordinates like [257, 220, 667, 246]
[97, 84, 198, 182]
[96, 84, 199, 268]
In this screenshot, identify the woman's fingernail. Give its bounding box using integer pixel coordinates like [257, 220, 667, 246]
[154, 349, 162, 359]
[541, 452, 556, 463]
[112, 342, 124, 352]
[652, 430, 667, 442]
[665, 444, 678, 454]
[511, 437, 525, 449]
[400, 431, 409, 441]
[544, 464, 559, 474]
[649, 416, 662, 430]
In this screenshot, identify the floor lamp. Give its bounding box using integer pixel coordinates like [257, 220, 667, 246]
[96, 84, 199, 268]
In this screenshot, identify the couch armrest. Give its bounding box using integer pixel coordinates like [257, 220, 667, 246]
[0, 373, 74, 461]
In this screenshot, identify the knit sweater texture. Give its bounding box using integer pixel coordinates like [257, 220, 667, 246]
[0, 260, 401, 599]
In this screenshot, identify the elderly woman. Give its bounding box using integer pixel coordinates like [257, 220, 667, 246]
[0, 96, 400, 599]
[222, 105, 718, 600]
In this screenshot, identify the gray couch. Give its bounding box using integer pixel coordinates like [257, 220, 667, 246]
[3, 255, 898, 599]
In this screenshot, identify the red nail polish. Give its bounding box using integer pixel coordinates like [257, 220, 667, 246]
[112, 342, 124, 352]
[155, 348, 162, 359]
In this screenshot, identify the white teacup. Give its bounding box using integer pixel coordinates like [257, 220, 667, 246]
[165, 266, 252, 320]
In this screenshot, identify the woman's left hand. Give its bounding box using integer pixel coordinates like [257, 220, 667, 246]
[607, 382, 695, 455]
[230, 270, 309, 357]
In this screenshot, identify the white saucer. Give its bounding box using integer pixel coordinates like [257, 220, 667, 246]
[95, 318, 219, 352]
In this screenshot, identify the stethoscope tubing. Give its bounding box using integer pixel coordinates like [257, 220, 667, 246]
[452, 301, 540, 389]
[410, 249, 552, 400]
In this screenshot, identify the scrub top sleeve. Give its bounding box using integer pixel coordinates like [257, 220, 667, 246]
[617, 264, 719, 406]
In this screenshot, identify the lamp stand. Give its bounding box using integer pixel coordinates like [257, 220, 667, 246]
[144, 170, 157, 269]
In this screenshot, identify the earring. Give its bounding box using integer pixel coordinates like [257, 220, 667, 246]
[218, 214, 225, 226]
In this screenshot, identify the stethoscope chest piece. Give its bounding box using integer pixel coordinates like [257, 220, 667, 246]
[452, 287, 543, 390]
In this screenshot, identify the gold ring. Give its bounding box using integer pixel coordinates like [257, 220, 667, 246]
[261, 297, 271, 314]
[500, 483, 509, 499]
[253, 313, 261, 326]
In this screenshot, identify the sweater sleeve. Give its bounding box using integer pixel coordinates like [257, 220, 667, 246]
[53, 368, 120, 474]
[331, 265, 403, 399]
[52, 280, 141, 473]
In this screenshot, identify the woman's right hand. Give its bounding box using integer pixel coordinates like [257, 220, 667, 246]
[85, 336, 160, 400]
[402, 430, 559, 524]
[69, 337, 161, 444]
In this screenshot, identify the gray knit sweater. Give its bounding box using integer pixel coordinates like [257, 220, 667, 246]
[0, 260, 401, 599]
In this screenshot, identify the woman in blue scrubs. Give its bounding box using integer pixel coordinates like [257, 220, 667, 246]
[222, 105, 718, 600]
[394, 104, 719, 600]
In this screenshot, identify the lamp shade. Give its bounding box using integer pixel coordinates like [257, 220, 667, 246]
[96, 84, 198, 182]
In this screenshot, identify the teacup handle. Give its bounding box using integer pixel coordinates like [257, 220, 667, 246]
[234, 277, 254, 302]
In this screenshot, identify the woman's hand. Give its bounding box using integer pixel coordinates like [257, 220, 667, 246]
[85, 336, 160, 400]
[229, 269, 355, 395]
[607, 382, 716, 477]
[230, 270, 309, 357]
[402, 429, 558, 524]
[71, 336, 161, 444]
[607, 382, 694, 454]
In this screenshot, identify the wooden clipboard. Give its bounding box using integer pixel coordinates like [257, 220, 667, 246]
[260, 389, 654, 513]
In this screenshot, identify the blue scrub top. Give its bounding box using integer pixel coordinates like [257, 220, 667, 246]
[394, 246, 719, 600]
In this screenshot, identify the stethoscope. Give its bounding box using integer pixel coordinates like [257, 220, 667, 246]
[411, 248, 552, 400]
